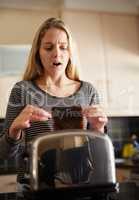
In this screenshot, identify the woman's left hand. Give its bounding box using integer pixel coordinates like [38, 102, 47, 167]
[82, 105, 108, 133]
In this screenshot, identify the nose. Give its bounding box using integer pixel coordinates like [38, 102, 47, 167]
[53, 46, 61, 58]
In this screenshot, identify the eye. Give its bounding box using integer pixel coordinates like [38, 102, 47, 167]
[60, 46, 68, 50]
[44, 46, 53, 51]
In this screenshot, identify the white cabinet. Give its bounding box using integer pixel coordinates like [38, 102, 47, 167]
[102, 14, 139, 116]
[0, 45, 31, 75]
[0, 45, 31, 118]
[62, 11, 108, 107]
[62, 11, 139, 116]
[0, 76, 20, 118]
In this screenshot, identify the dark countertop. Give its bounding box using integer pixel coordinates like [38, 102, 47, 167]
[0, 183, 139, 200]
[115, 158, 139, 170]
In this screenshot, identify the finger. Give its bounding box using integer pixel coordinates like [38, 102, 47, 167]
[30, 115, 51, 122]
[84, 110, 105, 118]
[84, 104, 101, 109]
[98, 116, 108, 123]
[23, 105, 52, 118]
[89, 104, 103, 110]
[82, 105, 103, 114]
[13, 119, 31, 130]
[32, 108, 52, 118]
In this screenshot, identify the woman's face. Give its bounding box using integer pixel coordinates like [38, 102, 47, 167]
[39, 27, 70, 77]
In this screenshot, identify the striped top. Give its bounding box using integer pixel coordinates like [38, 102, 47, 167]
[0, 80, 100, 188]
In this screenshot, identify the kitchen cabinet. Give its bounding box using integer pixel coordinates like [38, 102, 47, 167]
[0, 45, 30, 75]
[0, 8, 59, 44]
[0, 76, 20, 118]
[0, 45, 30, 118]
[62, 11, 139, 115]
[62, 11, 108, 108]
[102, 14, 139, 116]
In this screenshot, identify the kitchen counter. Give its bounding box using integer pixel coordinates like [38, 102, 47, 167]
[115, 158, 139, 169]
[0, 183, 139, 200]
[115, 158, 139, 183]
[0, 174, 17, 193]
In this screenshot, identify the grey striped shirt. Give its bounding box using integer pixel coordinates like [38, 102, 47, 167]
[0, 80, 100, 185]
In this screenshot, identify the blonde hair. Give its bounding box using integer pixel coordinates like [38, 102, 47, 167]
[23, 17, 80, 81]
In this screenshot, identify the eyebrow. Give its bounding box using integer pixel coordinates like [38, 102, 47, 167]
[42, 42, 68, 45]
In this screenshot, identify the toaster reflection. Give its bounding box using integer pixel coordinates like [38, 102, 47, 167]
[28, 130, 117, 192]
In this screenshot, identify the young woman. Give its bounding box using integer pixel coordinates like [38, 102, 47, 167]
[0, 17, 107, 193]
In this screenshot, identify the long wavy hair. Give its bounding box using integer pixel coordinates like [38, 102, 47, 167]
[23, 17, 80, 81]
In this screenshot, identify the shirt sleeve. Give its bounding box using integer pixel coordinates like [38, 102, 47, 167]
[85, 82, 100, 105]
[87, 82, 108, 133]
[0, 82, 24, 159]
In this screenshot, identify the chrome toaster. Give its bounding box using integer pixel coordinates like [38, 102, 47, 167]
[27, 130, 118, 199]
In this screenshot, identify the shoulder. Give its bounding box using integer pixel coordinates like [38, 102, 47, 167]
[11, 80, 34, 91]
[9, 80, 34, 98]
[13, 80, 32, 88]
[8, 80, 37, 104]
[81, 81, 100, 104]
[81, 81, 98, 93]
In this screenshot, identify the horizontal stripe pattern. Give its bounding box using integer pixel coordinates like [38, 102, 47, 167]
[1, 80, 100, 186]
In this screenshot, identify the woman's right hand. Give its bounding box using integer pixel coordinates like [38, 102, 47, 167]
[9, 105, 52, 140]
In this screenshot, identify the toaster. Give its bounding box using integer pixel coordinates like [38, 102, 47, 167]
[26, 130, 118, 199]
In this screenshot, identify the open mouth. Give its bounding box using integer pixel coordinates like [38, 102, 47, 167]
[53, 62, 62, 66]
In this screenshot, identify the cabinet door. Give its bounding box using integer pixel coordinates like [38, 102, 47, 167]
[0, 76, 20, 118]
[62, 11, 107, 107]
[0, 45, 30, 75]
[102, 14, 139, 115]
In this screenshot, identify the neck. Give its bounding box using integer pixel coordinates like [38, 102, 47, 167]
[39, 74, 70, 88]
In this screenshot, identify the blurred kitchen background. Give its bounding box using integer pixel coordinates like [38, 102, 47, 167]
[0, 0, 139, 192]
